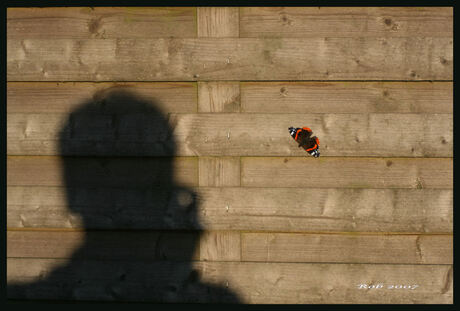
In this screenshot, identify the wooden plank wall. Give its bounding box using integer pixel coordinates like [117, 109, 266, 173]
[7, 7, 453, 304]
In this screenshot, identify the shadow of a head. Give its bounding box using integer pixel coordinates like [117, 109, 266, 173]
[8, 87, 240, 303]
[59, 86, 198, 230]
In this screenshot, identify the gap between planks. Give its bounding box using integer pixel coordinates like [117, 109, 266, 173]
[6, 227, 453, 236]
[6, 80, 453, 83]
[5, 257, 452, 266]
[6, 155, 453, 159]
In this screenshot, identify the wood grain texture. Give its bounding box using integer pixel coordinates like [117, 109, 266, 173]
[8, 187, 453, 232]
[200, 231, 241, 261]
[7, 7, 197, 39]
[197, 7, 239, 37]
[197, 188, 453, 233]
[7, 185, 201, 230]
[242, 233, 452, 264]
[241, 157, 452, 189]
[198, 82, 240, 112]
[199, 157, 240, 187]
[175, 113, 453, 157]
[7, 156, 198, 188]
[6, 6, 455, 305]
[7, 110, 179, 156]
[7, 82, 197, 114]
[7, 113, 453, 157]
[240, 7, 453, 38]
[7, 259, 453, 303]
[7, 230, 200, 261]
[7, 37, 452, 81]
[14, 230, 450, 265]
[241, 82, 453, 114]
[8, 81, 452, 114]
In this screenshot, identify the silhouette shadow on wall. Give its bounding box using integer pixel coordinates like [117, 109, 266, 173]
[8, 87, 240, 303]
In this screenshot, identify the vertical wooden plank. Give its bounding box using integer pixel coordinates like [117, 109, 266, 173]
[197, 7, 239, 37]
[198, 82, 240, 112]
[200, 231, 241, 261]
[199, 157, 240, 187]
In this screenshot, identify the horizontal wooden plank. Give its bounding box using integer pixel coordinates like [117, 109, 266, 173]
[7, 156, 198, 188]
[175, 113, 453, 157]
[7, 113, 453, 157]
[7, 259, 452, 303]
[241, 82, 453, 114]
[7, 7, 197, 39]
[8, 81, 452, 115]
[241, 157, 452, 189]
[7, 37, 452, 81]
[7, 187, 453, 232]
[7, 230, 240, 262]
[7, 185, 201, 230]
[7, 82, 197, 114]
[7, 83, 190, 156]
[7, 230, 200, 261]
[240, 7, 453, 38]
[197, 188, 453, 233]
[242, 233, 452, 264]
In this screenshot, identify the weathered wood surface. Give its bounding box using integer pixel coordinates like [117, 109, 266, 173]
[241, 82, 453, 114]
[198, 82, 240, 112]
[8, 230, 238, 261]
[7, 230, 200, 261]
[242, 233, 452, 264]
[7, 184, 201, 230]
[198, 7, 239, 37]
[241, 157, 452, 189]
[197, 188, 452, 233]
[7, 7, 197, 39]
[7, 157, 452, 190]
[8, 7, 453, 40]
[7, 113, 453, 157]
[199, 231, 241, 261]
[240, 7, 453, 38]
[175, 113, 452, 157]
[199, 157, 240, 187]
[7, 37, 452, 81]
[8, 230, 451, 265]
[8, 82, 452, 114]
[7, 156, 198, 187]
[7, 230, 240, 262]
[7, 259, 453, 303]
[7, 82, 197, 114]
[7, 187, 453, 232]
[6, 6, 454, 305]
